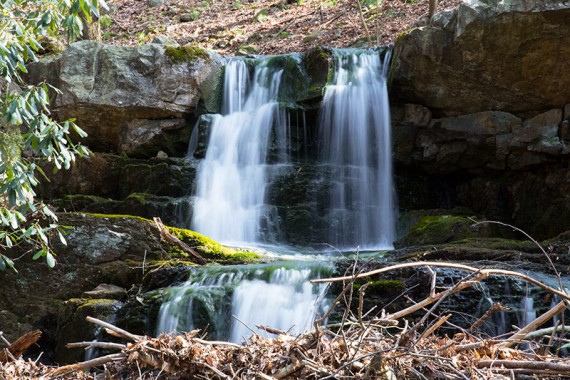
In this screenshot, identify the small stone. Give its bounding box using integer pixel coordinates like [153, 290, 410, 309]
[147, 0, 164, 7]
[217, 40, 228, 48]
[84, 284, 126, 300]
[152, 35, 179, 46]
[179, 13, 193, 22]
[156, 150, 168, 159]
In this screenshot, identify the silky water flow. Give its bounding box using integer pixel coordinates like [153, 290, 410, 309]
[157, 50, 395, 342]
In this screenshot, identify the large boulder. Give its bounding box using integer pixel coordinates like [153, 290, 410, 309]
[390, 0, 570, 115]
[26, 42, 224, 155]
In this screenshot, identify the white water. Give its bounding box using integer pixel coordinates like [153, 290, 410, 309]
[156, 264, 330, 343]
[319, 50, 396, 249]
[230, 267, 328, 342]
[191, 58, 287, 245]
[161, 51, 396, 343]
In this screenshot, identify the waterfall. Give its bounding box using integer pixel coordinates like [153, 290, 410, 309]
[318, 49, 396, 250]
[156, 263, 330, 343]
[164, 50, 397, 343]
[191, 58, 288, 245]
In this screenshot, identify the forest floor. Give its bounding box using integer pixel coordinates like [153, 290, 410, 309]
[103, 0, 460, 55]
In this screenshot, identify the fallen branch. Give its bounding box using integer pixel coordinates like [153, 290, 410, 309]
[153, 217, 207, 265]
[524, 324, 570, 340]
[86, 316, 142, 342]
[48, 353, 125, 377]
[312, 261, 570, 302]
[386, 272, 489, 321]
[66, 341, 126, 350]
[477, 359, 570, 373]
[502, 301, 567, 348]
[0, 330, 41, 363]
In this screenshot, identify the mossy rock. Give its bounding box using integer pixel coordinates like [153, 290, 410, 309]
[164, 45, 210, 65]
[301, 46, 333, 102]
[395, 214, 487, 248]
[82, 213, 260, 265]
[166, 226, 261, 265]
[55, 298, 123, 364]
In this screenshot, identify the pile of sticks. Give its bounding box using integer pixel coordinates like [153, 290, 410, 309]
[2, 260, 570, 379]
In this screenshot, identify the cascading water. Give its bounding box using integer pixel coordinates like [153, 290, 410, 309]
[191, 58, 288, 246]
[159, 49, 397, 343]
[156, 263, 330, 343]
[318, 50, 396, 249]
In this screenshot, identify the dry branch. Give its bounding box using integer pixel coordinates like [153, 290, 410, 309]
[469, 302, 509, 332]
[66, 341, 126, 350]
[48, 353, 125, 377]
[477, 359, 570, 373]
[0, 330, 41, 363]
[502, 301, 567, 348]
[312, 261, 570, 302]
[86, 316, 142, 342]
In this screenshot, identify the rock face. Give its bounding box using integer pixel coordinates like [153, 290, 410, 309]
[26, 41, 224, 155]
[390, 0, 570, 115]
[389, 0, 570, 240]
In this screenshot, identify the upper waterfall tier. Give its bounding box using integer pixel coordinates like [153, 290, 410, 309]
[188, 49, 396, 250]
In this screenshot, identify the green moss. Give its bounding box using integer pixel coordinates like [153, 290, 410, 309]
[166, 226, 261, 264]
[165, 45, 209, 64]
[354, 279, 405, 291]
[76, 298, 118, 310]
[126, 192, 152, 205]
[397, 215, 474, 247]
[83, 212, 151, 223]
[80, 213, 259, 265]
[449, 238, 537, 252]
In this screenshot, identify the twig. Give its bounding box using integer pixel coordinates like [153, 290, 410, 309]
[386, 273, 489, 321]
[86, 316, 142, 342]
[48, 353, 125, 377]
[256, 325, 289, 336]
[353, 0, 371, 47]
[469, 302, 509, 332]
[0, 332, 11, 347]
[66, 341, 126, 350]
[418, 314, 451, 342]
[312, 261, 570, 302]
[472, 220, 565, 293]
[427, 267, 436, 298]
[477, 359, 570, 372]
[193, 337, 241, 349]
[357, 283, 370, 329]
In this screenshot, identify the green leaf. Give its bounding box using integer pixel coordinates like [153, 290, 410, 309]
[46, 252, 56, 268]
[57, 230, 67, 246]
[33, 248, 46, 260]
[3, 256, 16, 272]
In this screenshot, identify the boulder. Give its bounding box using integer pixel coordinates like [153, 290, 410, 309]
[25, 41, 224, 155]
[390, 0, 570, 115]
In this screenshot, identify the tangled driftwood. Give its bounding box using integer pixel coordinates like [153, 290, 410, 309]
[1, 261, 569, 379]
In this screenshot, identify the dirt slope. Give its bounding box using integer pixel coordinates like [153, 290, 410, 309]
[103, 0, 460, 55]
